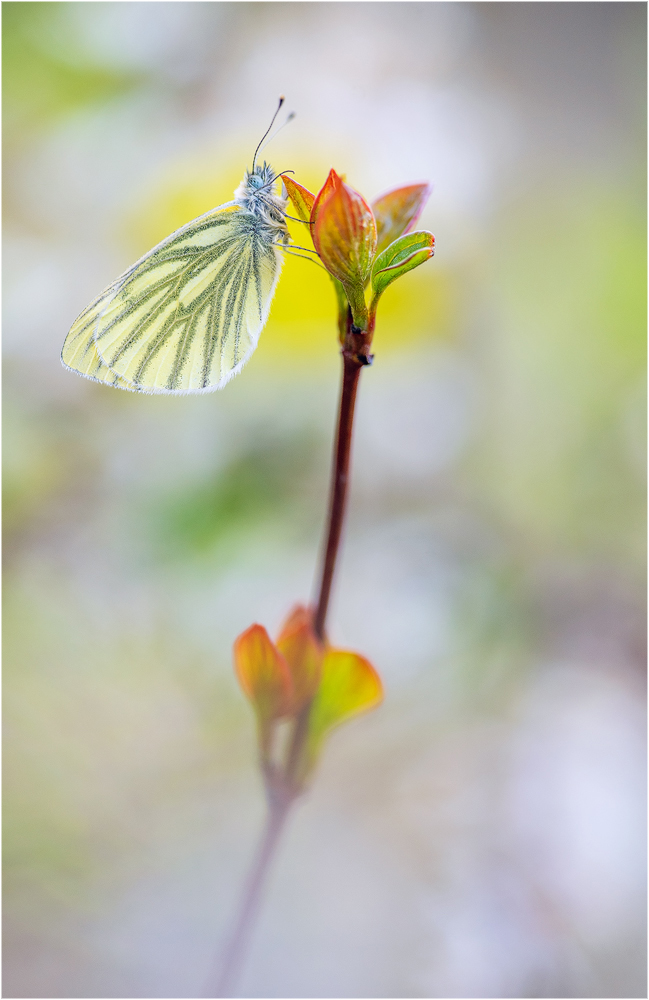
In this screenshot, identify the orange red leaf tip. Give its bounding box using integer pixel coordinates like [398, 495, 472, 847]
[233, 623, 293, 722]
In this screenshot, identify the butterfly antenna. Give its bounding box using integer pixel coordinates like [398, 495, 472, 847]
[258, 111, 296, 159]
[252, 97, 285, 172]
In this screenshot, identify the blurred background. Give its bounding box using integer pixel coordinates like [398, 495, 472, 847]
[3, 3, 646, 998]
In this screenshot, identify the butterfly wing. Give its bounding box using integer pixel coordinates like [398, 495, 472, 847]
[61, 279, 144, 391]
[62, 202, 284, 394]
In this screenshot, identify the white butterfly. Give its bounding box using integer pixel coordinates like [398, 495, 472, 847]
[62, 112, 292, 394]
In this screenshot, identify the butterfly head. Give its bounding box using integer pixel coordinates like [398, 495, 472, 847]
[237, 161, 275, 193]
[234, 161, 288, 232]
[246, 167, 269, 190]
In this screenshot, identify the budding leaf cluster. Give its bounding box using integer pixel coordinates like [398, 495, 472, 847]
[234, 606, 383, 793]
[284, 170, 434, 338]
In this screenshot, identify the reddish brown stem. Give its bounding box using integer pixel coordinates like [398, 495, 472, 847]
[285, 345, 364, 786]
[313, 351, 363, 641]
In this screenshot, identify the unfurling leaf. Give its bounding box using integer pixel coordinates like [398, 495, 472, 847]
[276, 604, 313, 639]
[310, 168, 340, 229]
[234, 624, 293, 723]
[372, 183, 432, 256]
[313, 171, 377, 322]
[300, 648, 383, 778]
[276, 605, 323, 711]
[286, 172, 349, 339]
[283, 176, 315, 224]
[371, 230, 435, 301]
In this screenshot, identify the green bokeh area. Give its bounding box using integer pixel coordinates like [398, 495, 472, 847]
[3, 3, 646, 998]
[481, 182, 646, 563]
[3, 2, 141, 143]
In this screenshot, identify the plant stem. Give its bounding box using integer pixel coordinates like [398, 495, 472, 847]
[208, 796, 291, 998]
[211, 331, 366, 997]
[313, 350, 364, 641]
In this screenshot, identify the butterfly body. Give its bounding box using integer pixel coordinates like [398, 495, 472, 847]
[62, 161, 289, 394]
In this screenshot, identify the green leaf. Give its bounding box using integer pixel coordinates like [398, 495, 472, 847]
[371, 231, 435, 300]
[299, 648, 383, 779]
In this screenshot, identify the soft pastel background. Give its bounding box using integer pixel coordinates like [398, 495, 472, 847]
[3, 3, 646, 998]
